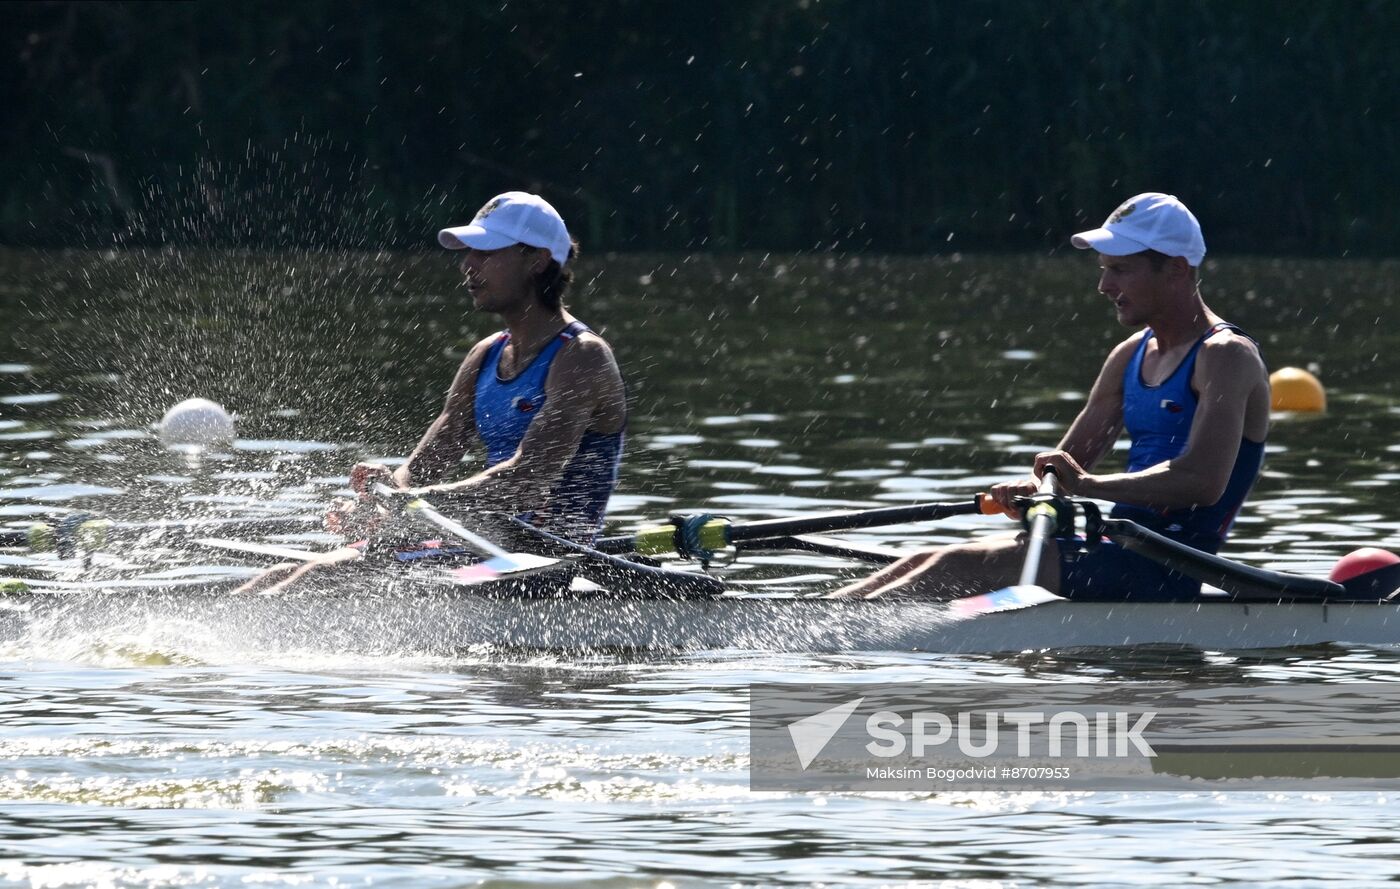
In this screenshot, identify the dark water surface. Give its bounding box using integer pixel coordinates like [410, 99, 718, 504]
[2, 248, 1400, 886]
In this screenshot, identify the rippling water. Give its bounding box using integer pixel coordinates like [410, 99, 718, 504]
[2, 248, 1400, 886]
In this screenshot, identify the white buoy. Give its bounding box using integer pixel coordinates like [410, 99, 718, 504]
[159, 398, 236, 447]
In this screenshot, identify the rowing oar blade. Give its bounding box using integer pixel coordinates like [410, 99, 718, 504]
[950, 468, 1069, 617]
[948, 584, 1065, 617]
[447, 551, 562, 585]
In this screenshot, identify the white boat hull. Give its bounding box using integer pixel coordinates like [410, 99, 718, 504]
[3, 588, 1399, 653]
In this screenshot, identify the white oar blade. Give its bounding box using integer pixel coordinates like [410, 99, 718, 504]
[949, 584, 1065, 617]
[449, 552, 565, 586]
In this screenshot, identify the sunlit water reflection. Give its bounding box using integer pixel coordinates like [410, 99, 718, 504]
[2, 249, 1399, 886]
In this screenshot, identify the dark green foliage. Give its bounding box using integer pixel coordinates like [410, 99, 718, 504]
[2, 0, 1397, 255]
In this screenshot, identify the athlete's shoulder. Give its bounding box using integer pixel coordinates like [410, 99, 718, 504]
[1201, 325, 1264, 363]
[560, 321, 616, 359]
[449, 332, 505, 383]
[1105, 329, 1148, 365]
[1117, 328, 1149, 348]
[440, 334, 502, 403]
[471, 330, 509, 349]
[461, 332, 504, 365]
[552, 324, 621, 381]
[1197, 326, 1267, 382]
[1203, 324, 1256, 346]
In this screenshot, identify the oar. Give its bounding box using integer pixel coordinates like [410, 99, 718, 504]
[192, 538, 323, 562]
[949, 469, 1068, 616]
[0, 514, 321, 556]
[1101, 516, 1400, 601]
[508, 518, 726, 599]
[733, 534, 904, 563]
[947, 479, 1400, 608]
[370, 485, 565, 582]
[592, 495, 1004, 558]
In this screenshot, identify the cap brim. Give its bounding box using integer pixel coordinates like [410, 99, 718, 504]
[437, 225, 517, 251]
[1070, 228, 1151, 256]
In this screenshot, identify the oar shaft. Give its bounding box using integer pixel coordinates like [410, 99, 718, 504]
[594, 496, 995, 556]
[368, 486, 564, 581]
[193, 538, 323, 562]
[368, 483, 513, 559]
[1017, 470, 1061, 587]
[509, 518, 725, 599]
[1018, 515, 1053, 586]
[1102, 517, 1347, 600]
[405, 500, 512, 560]
[0, 515, 321, 552]
[727, 498, 990, 541]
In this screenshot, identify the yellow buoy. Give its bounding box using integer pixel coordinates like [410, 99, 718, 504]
[1270, 366, 1326, 412]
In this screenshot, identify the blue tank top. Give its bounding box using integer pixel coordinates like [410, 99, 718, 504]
[1110, 322, 1265, 551]
[474, 320, 624, 542]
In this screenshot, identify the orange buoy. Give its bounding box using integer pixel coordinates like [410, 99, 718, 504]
[1269, 366, 1326, 412]
[1328, 548, 1400, 583]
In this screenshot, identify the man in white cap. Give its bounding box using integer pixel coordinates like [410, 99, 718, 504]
[238, 191, 626, 593]
[836, 192, 1271, 601]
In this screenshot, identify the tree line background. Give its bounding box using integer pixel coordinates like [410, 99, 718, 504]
[3, 0, 1397, 256]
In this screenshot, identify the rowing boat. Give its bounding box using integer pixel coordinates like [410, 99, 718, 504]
[3, 579, 1400, 653]
[5, 494, 1399, 654]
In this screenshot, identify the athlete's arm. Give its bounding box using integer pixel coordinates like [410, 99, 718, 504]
[392, 338, 493, 488]
[1043, 332, 1266, 508]
[1056, 333, 1136, 468]
[987, 334, 1135, 514]
[422, 334, 623, 513]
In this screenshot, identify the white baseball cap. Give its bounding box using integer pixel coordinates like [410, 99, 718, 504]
[1071, 192, 1206, 267]
[438, 191, 573, 266]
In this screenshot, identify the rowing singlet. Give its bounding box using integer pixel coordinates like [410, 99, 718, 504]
[1109, 322, 1265, 552]
[474, 320, 623, 542]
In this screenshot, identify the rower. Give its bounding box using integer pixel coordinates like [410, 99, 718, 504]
[237, 192, 626, 594]
[835, 193, 1270, 601]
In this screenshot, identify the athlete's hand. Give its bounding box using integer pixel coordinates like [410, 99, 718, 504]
[349, 462, 396, 497]
[988, 477, 1039, 519]
[325, 497, 387, 540]
[349, 462, 396, 496]
[1033, 450, 1090, 494]
[372, 485, 432, 509]
[331, 462, 401, 538]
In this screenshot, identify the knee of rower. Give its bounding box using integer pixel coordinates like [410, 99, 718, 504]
[312, 546, 366, 567]
[936, 538, 1027, 572]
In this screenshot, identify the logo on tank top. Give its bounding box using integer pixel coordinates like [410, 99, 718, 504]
[512, 395, 544, 414]
[1159, 399, 1184, 414]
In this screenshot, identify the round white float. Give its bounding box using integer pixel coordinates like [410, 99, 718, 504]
[159, 398, 236, 446]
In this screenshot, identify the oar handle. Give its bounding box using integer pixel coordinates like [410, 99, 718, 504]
[976, 492, 1016, 518]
